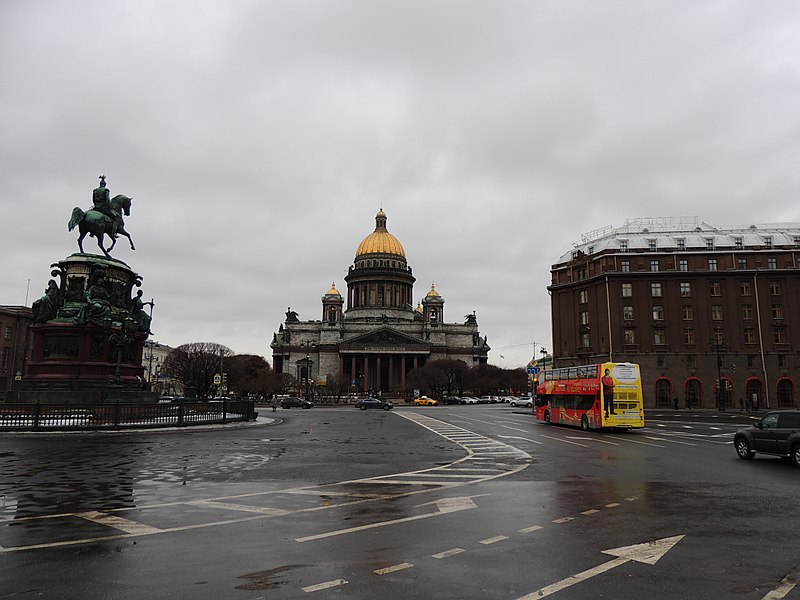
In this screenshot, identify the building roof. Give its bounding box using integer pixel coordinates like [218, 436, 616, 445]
[558, 218, 800, 263]
[355, 209, 406, 258]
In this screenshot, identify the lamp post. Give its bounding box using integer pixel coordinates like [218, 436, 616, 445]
[144, 339, 158, 390]
[302, 340, 315, 400]
[106, 316, 137, 400]
[540, 347, 549, 383]
[711, 338, 727, 412]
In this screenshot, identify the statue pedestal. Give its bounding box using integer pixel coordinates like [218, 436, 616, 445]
[18, 253, 158, 404]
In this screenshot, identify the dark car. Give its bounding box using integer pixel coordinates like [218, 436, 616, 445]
[354, 397, 393, 410]
[280, 397, 313, 409]
[734, 410, 800, 467]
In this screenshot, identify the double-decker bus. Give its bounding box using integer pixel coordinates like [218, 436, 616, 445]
[534, 362, 644, 430]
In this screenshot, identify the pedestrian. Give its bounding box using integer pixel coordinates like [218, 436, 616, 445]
[271, 396, 278, 412]
[739, 397, 745, 412]
[686, 396, 691, 410]
[673, 395, 679, 410]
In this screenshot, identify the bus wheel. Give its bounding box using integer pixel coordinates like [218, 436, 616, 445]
[544, 410, 551, 423]
[581, 415, 590, 431]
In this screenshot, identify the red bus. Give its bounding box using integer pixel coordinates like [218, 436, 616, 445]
[534, 362, 645, 430]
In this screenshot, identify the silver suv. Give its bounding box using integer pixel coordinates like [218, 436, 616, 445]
[734, 410, 800, 467]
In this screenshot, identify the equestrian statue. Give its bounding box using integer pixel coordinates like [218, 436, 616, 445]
[68, 175, 136, 258]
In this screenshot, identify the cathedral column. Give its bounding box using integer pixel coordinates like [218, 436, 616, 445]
[364, 355, 370, 391]
[376, 355, 382, 391]
[388, 355, 394, 391]
[401, 355, 407, 390]
[350, 356, 356, 388]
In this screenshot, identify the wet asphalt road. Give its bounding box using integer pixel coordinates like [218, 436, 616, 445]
[0, 405, 798, 600]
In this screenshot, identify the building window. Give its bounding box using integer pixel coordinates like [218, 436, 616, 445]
[742, 305, 753, 319]
[1, 347, 8, 369]
[3, 326, 12, 340]
[744, 329, 756, 344]
[621, 284, 632, 298]
[764, 236, 773, 248]
[623, 306, 634, 321]
[657, 355, 666, 368]
[619, 240, 628, 252]
[734, 237, 743, 249]
[682, 305, 693, 320]
[768, 257, 777, 269]
[651, 283, 662, 297]
[676, 238, 685, 250]
[772, 305, 784, 320]
[679, 259, 688, 271]
[778, 354, 787, 367]
[588, 246, 594, 254]
[738, 258, 747, 270]
[581, 332, 591, 348]
[712, 305, 724, 320]
[770, 281, 781, 295]
[684, 329, 695, 345]
[621, 260, 630, 272]
[579, 290, 588, 303]
[652, 305, 664, 321]
[654, 331, 666, 345]
[706, 238, 715, 250]
[739, 281, 751, 296]
[648, 239, 657, 251]
[708, 259, 718, 271]
[687, 354, 696, 368]
[680, 282, 692, 297]
[795, 237, 800, 247]
[624, 329, 636, 344]
[580, 311, 589, 325]
[713, 328, 724, 344]
[710, 282, 721, 296]
[650, 260, 660, 272]
[746, 355, 756, 367]
[775, 329, 786, 344]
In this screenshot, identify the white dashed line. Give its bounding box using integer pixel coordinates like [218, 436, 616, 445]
[374, 562, 414, 575]
[302, 578, 348, 593]
[432, 548, 466, 559]
[519, 525, 543, 533]
[553, 517, 574, 524]
[480, 535, 509, 545]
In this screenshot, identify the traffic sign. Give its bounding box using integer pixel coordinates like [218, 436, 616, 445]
[527, 366, 541, 375]
[213, 374, 221, 385]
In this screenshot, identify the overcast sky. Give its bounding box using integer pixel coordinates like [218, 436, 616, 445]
[3, 1, 800, 370]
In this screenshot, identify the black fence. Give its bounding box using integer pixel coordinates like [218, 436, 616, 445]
[0, 399, 257, 432]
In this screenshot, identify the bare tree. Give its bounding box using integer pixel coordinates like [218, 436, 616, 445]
[161, 342, 234, 399]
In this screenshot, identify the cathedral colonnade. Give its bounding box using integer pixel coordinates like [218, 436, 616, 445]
[339, 352, 427, 394]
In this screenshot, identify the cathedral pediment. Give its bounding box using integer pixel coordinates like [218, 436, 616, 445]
[340, 327, 428, 352]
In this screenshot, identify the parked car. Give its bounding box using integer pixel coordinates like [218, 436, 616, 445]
[413, 396, 438, 406]
[509, 396, 533, 408]
[443, 396, 462, 405]
[734, 410, 800, 467]
[460, 396, 479, 405]
[281, 397, 313, 409]
[354, 397, 393, 410]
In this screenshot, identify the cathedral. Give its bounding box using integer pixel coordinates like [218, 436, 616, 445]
[271, 209, 490, 396]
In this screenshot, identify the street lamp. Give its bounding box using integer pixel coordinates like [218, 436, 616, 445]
[302, 340, 316, 400]
[711, 337, 727, 412]
[144, 339, 158, 390]
[540, 347, 549, 383]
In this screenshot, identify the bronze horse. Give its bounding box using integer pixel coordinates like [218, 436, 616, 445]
[68, 195, 135, 258]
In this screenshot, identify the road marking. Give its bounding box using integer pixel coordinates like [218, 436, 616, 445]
[566, 435, 620, 446]
[187, 500, 290, 516]
[498, 434, 544, 445]
[76, 511, 161, 535]
[480, 535, 509, 545]
[540, 435, 588, 447]
[645, 436, 696, 446]
[605, 503, 620, 508]
[375, 562, 414, 575]
[517, 535, 685, 599]
[553, 517, 574, 524]
[581, 509, 599, 515]
[606, 435, 666, 448]
[762, 562, 800, 599]
[519, 525, 543, 533]
[432, 548, 465, 559]
[302, 578, 348, 593]
[295, 496, 478, 542]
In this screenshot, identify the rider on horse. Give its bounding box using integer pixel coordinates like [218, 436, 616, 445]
[93, 175, 120, 238]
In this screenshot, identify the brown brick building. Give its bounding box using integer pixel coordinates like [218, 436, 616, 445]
[0, 306, 34, 400]
[549, 218, 800, 409]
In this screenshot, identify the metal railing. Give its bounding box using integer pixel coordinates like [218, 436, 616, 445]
[0, 399, 257, 431]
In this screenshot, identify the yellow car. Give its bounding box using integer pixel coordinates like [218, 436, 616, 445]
[413, 396, 439, 406]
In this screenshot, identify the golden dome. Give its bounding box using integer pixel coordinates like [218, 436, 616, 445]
[355, 209, 406, 258]
[325, 282, 341, 296]
[425, 283, 441, 298]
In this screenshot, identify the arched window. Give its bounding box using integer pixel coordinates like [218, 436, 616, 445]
[685, 378, 702, 409]
[328, 307, 337, 324]
[430, 308, 438, 322]
[777, 378, 794, 408]
[655, 378, 671, 407]
[377, 285, 384, 307]
[746, 378, 764, 410]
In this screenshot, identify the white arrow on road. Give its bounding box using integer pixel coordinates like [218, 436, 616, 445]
[517, 535, 685, 599]
[295, 496, 478, 543]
